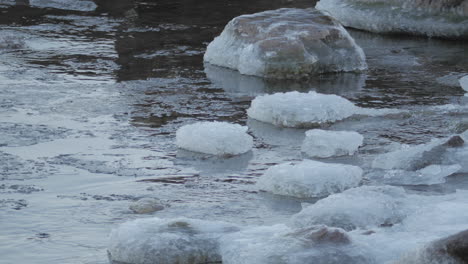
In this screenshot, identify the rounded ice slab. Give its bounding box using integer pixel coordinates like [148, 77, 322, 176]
[176, 122, 253, 156]
[302, 129, 364, 158]
[291, 185, 409, 231]
[460, 75, 468, 92]
[247, 91, 399, 128]
[257, 160, 363, 198]
[316, 0, 468, 39]
[108, 217, 239, 264]
[204, 8, 367, 79]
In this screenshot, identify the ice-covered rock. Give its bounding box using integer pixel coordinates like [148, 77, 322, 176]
[108, 217, 240, 264]
[395, 229, 468, 264]
[220, 224, 375, 264]
[369, 164, 462, 185]
[257, 160, 363, 198]
[129, 198, 164, 214]
[204, 8, 367, 79]
[176, 121, 253, 156]
[302, 129, 363, 158]
[291, 185, 409, 231]
[316, 0, 468, 39]
[460, 75, 468, 91]
[247, 91, 401, 128]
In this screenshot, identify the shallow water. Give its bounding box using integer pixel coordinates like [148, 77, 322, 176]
[0, 0, 467, 263]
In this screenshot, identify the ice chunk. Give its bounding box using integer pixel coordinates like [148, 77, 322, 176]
[316, 0, 468, 39]
[291, 185, 409, 231]
[368, 164, 462, 185]
[204, 8, 367, 79]
[257, 160, 363, 198]
[220, 224, 375, 264]
[108, 217, 240, 264]
[247, 91, 401, 128]
[460, 75, 468, 92]
[129, 198, 164, 214]
[175, 121, 253, 156]
[302, 129, 363, 158]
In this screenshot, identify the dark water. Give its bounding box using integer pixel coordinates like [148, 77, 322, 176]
[0, 0, 468, 263]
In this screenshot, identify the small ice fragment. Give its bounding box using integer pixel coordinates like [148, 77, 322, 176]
[460, 75, 468, 92]
[302, 129, 364, 158]
[129, 198, 164, 214]
[176, 121, 253, 156]
[257, 160, 363, 198]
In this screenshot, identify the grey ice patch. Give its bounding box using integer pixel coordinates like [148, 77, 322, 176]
[0, 123, 70, 147]
[0, 184, 44, 194]
[0, 31, 26, 49]
[0, 152, 50, 180]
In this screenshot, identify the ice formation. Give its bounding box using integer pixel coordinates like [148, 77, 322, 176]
[129, 198, 164, 214]
[256, 160, 363, 198]
[460, 75, 468, 91]
[175, 121, 253, 156]
[247, 91, 401, 128]
[204, 8, 367, 79]
[316, 0, 468, 39]
[301, 129, 363, 158]
[220, 224, 375, 264]
[291, 185, 410, 231]
[108, 217, 240, 264]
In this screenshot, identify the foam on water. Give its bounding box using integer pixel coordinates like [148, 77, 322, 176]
[176, 121, 253, 156]
[302, 129, 364, 158]
[257, 160, 363, 198]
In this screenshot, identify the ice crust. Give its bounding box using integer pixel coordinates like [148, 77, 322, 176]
[247, 91, 401, 128]
[316, 0, 468, 39]
[291, 185, 409, 231]
[302, 129, 363, 158]
[220, 224, 375, 264]
[108, 217, 240, 264]
[204, 8, 367, 79]
[460, 75, 468, 91]
[175, 121, 253, 156]
[256, 160, 363, 198]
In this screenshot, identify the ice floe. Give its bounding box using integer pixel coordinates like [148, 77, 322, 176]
[176, 121, 253, 156]
[316, 0, 468, 39]
[291, 185, 410, 231]
[108, 217, 240, 264]
[220, 224, 375, 264]
[302, 129, 363, 158]
[257, 160, 363, 198]
[204, 8, 367, 79]
[247, 91, 401, 128]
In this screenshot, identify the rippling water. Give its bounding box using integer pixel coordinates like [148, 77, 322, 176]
[1, 0, 467, 263]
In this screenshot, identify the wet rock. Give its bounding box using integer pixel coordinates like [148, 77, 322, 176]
[129, 198, 164, 214]
[204, 8, 367, 79]
[444, 136, 465, 148]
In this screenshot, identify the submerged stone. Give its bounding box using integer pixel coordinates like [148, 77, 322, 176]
[204, 8, 367, 79]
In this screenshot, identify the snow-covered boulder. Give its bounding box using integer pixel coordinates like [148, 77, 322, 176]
[220, 224, 375, 264]
[257, 160, 363, 198]
[247, 91, 401, 128]
[291, 185, 409, 231]
[460, 75, 468, 92]
[302, 129, 363, 158]
[204, 8, 367, 79]
[316, 0, 468, 39]
[176, 121, 253, 156]
[108, 217, 240, 264]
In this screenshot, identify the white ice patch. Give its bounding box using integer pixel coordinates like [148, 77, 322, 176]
[257, 160, 363, 198]
[220, 224, 375, 264]
[176, 121, 253, 156]
[108, 217, 240, 264]
[302, 129, 363, 158]
[204, 8, 367, 79]
[459, 75, 468, 92]
[247, 91, 401, 128]
[316, 0, 468, 39]
[291, 185, 410, 231]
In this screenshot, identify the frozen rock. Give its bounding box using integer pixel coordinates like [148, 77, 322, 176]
[108, 217, 240, 264]
[220, 224, 375, 264]
[460, 75, 468, 91]
[176, 121, 253, 156]
[291, 185, 409, 231]
[129, 198, 164, 214]
[257, 160, 363, 198]
[302, 129, 363, 158]
[395, 229, 468, 264]
[204, 8, 367, 79]
[316, 0, 468, 39]
[247, 91, 401, 128]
